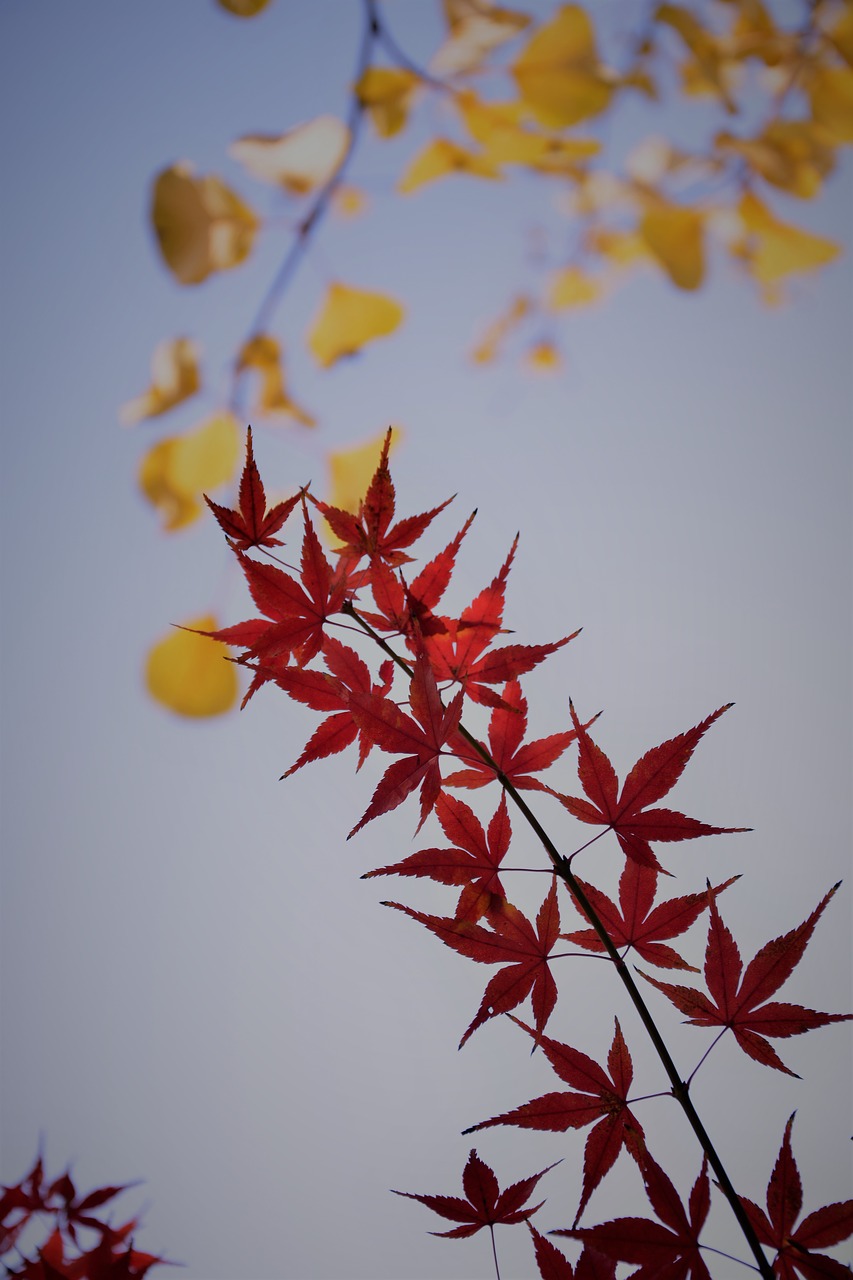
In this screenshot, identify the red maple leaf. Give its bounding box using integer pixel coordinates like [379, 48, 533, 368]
[562, 861, 740, 971]
[363, 791, 511, 921]
[346, 652, 464, 836]
[444, 679, 580, 791]
[639, 883, 852, 1076]
[423, 539, 579, 706]
[310, 426, 453, 570]
[558, 1149, 713, 1280]
[276, 637, 394, 775]
[555, 702, 750, 871]
[527, 1224, 617, 1280]
[384, 881, 562, 1046]
[392, 1147, 559, 1240]
[739, 1113, 853, 1279]
[204, 426, 301, 550]
[465, 1015, 646, 1223]
[199, 508, 350, 695]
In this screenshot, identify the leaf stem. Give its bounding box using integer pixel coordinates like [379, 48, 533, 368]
[341, 599, 774, 1280]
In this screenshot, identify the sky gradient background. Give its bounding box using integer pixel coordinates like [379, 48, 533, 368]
[1, 3, 851, 1278]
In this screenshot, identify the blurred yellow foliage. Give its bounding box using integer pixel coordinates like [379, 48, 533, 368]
[120, 338, 201, 426]
[307, 282, 404, 367]
[398, 137, 503, 192]
[146, 615, 238, 717]
[640, 202, 705, 291]
[237, 336, 316, 426]
[738, 190, 841, 284]
[139, 413, 241, 530]
[229, 116, 350, 192]
[512, 4, 612, 127]
[809, 64, 853, 142]
[216, 0, 270, 15]
[548, 265, 601, 309]
[431, 0, 530, 76]
[151, 165, 259, 285]
[355, 68, 419, 137]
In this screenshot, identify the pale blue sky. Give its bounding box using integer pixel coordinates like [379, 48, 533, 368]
[1, 3, 851, 1278]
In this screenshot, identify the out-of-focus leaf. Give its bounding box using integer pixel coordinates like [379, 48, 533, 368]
[640, 201, 705, 290]
[120, 338, 201, 425]
[151, 164, 259, 285]
[146, 614, 238, 717]
[398, 138, 503, 193]
[828, 6, 853, 67]
[809, 64, 853, 142]
[229, 115, 349, 192]
[331, 183, 368, 217]
[716, 122, 835, 198]
[306, 282, 404, 367]
[548, 265, 601, 309]
[327, 426, 402, 519]
[431, 0, 530, 77]
[139, 412, 241, 530]
[471, 295, 530, 364]
[525, 341, 562, 372]
[512, 5, 612, 128]
[355, 68, 418, 137]
[237, 335, 316, 425]
[216, 0, 271, 14]
[738, 190, 841, 283]
[657, 3, 735, 110]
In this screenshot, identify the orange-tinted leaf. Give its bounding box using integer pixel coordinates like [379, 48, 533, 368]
[146, 614, 238, 717]
[120, 337, 201, 425]
[230, 115, 349, 192]
[139, 412, 240, 530]
[216, 0, 270, 14]
[307, 282, 404, 367]
[150, 164, 259, 285]
[393, 1148, 558, 1239]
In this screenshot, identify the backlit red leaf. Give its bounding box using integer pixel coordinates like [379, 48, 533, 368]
[204, 426, 301, 549]
[392, 1148, 559, 1239]
[639, 883, 852, 1075]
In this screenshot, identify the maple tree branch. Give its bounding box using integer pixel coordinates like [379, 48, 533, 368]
[340, 597, 775, 1280]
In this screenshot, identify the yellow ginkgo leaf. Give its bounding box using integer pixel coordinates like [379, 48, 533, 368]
[828, 6, 853, 67]
[146, 615, 238, 718]
[547, 265, 602, 309]
[139, 413, 241, 531]
[398, 138, 502, 193]
[120, 338, 201, 426]
[432, 1, 530, 76]
[237, 335, 316, 425]
[586, 226, 649, 267]
[456, 92, 553, 166]
[151, 165, 259, 286]
[306, 282, 404, 368]
[327, 426, 403, 520]
[716, 122, 835, 199]
[640, 201, 705, 290]
[738, 190, 841, 283]
[216, 0, 270, 13]
[512, 5, 612, 128]
[808, 64, 853, 142]
[355, 68, 418, 138]
[229, 116, 350, 193]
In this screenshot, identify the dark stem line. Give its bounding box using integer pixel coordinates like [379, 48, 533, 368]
[488, 1224, 501, 1280]
[340, 599, 774, 1280]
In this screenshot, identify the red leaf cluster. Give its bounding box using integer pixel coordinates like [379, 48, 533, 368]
[1, 1156, 171, 1279]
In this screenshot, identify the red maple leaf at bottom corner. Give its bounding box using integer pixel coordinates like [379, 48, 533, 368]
[739, 1113, 853, 1280]
[392, 1148, 560, 1239]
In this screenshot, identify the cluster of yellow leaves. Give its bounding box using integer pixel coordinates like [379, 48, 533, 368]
[133, 0, 850, 713]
